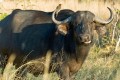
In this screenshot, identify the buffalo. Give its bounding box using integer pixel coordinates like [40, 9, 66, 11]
[0, 5, 74, 64]
[0, 4, 75, 79]
[51, 5, 113, 80]
[0, 4, 113, 80]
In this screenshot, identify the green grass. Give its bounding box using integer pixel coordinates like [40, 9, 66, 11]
[117, 23, 120, 29]
[75, 52, 120, 80]
[0, 13, 8, 20]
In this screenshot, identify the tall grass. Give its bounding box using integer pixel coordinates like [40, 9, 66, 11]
[0, 0, 120, 80]
[0, 0, 119, 16]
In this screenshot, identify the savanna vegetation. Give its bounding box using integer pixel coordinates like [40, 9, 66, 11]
[0, 0, 120, 80]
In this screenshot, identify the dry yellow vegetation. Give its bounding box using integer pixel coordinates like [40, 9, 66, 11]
[0, 0, 119, 17]
[0, 0, 120, 80]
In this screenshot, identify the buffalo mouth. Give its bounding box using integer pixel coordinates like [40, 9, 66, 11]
[84, 40, 91, 44]
[77, 39, 92, 45]
[79, 41, 92, 45]
[76, 36, 92, 45]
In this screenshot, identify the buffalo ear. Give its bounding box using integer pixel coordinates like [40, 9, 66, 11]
[95, 26, 107, 36]
[56, 23, 69, 35]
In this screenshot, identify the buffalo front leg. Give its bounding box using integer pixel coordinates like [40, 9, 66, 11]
[58, 63, 73, 80]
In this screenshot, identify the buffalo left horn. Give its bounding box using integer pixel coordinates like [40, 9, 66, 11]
[52, 4, 72, 24]
[94, 7, 113, 25]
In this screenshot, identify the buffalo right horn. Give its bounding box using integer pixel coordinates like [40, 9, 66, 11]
[94, 7, 113, 25]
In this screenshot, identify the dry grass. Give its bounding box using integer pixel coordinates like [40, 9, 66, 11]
[0, 0, 120, 80]
[0, 0, 119, 17]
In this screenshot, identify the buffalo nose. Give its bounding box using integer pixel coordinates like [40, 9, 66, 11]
[79, 34, 91, 42]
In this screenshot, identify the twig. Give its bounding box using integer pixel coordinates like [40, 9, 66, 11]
[115, 35, 120, 52]
[111, 14, 119, 43]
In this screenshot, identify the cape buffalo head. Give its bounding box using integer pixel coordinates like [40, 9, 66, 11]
[52, 5, 113, 45]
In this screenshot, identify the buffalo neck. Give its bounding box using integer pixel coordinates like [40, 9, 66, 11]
[75, 43, 91, 64]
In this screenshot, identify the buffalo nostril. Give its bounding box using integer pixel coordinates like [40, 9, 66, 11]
[79, 35, 85, 42]
[79, 36, 82, 41]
